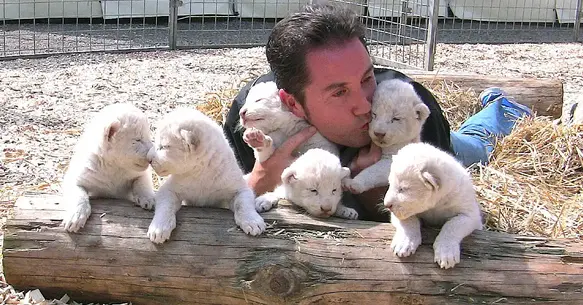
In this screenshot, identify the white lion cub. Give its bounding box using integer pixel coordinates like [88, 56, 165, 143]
[61, 103, 155, 232]
[343, 79, 430, 194]
[147, 107, 266, 244]
[383, 142, 483, 269]
[239, 81, 339, 163]
[255, 148, 358, 220]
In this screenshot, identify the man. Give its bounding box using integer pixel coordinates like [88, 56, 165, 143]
[223, 4, 532, 221]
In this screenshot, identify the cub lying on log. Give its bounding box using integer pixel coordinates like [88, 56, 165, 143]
[384, 142, 483, 269]
[255, 148, 358, 220]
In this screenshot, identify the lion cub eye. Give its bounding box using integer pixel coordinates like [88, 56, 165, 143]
[310, 189, 318, 195]
[332, 188, 337, 194]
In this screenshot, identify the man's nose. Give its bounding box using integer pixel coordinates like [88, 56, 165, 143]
[353, 89, 372, 116]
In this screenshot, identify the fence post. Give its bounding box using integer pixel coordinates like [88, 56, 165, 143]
[424, 0, 440, 71]
[398, 1, 411, 45]
[575, 0, 583, 42]
[169, 0, 179, 49]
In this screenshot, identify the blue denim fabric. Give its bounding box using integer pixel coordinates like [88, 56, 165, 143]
[450, 88, 533, 167]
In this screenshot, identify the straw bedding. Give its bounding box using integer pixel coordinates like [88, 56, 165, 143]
[427, 81, 583, 239]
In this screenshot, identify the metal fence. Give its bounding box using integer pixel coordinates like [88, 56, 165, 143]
[1, 0, 582, 70]
[436, 0, 583, 44]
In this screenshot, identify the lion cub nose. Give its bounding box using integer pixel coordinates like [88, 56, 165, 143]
[374, 132, 386, 138]
[239, 109, 247, 120]
[320, 206, 332, 212]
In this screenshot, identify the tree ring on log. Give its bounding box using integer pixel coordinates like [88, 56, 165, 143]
[269, 268, 297, 296]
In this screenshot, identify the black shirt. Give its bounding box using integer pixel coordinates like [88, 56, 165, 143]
[223, 67, 453, 173]
[222, 67, 453, 221]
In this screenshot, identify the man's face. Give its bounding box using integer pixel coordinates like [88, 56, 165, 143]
[295, 38, 376, 148]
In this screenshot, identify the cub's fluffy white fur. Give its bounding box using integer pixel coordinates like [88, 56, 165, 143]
[61, 103, 155, 232]
[239, 81, 339, 162]
[255, 148, 358, 219]
[383, 142, 483, 269]
[147, 107, 266, 243]
[343, 79, 430, 194]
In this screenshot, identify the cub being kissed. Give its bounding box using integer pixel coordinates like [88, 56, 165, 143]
[255, 148, 358, 220]
[61, 103, 155, 232]
[147, 108, 266, 244]
[343, 79, 430, 194]
[384, 142, 483, 269]
[239, 81, 339, 163]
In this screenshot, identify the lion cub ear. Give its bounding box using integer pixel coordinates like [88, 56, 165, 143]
[281, 167, 298, 185]
[414, 103, 431, 122]
[104, 120, 122, 143]
[420, 169, 440, 191]
[180, 129, 199, 151]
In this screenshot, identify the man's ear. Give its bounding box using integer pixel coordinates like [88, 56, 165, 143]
[420, 169, 440, 191]
[279, 89, 307, 119]
[340, 166, 351, 179]
[180, 129, 199, 151]
[281, 167, 298, 185]
[414, 103, 431, 123]
[104, 120, 121, 143]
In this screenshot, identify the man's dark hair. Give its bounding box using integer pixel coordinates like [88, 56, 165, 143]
[265, 4, 368, 106]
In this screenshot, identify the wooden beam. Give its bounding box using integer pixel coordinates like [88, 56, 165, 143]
[3, 195, 583, 305]
[400, 69, 564, 119]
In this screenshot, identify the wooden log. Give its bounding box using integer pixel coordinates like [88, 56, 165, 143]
[400, 69, 564, 119]
[3, 195, 583, 305]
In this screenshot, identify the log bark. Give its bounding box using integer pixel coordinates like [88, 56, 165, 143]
[3, 195, 583, 305]
[401, 69, 564, 119]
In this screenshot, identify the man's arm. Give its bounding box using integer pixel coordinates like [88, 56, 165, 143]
[339, 144, 391, 222]
[222, 72, 316, 195]
[246, 126, 316, 195]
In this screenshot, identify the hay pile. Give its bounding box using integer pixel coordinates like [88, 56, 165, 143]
[423, 80, 482, 131]
[475, 117, 582, 238]
[202, 78, 583, 239]
[423, 80, 583, 239]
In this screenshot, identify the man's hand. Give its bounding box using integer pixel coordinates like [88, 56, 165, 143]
[246, 126, 317, 196]
[349, 142, 382, 177]
[347, 142, 390, 222]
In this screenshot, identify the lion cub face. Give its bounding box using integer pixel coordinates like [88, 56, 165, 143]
[282, 149, 351, 218]
[238, 81, 295, 133]
[369, 79, 430, 148]
[148, 108, 218, 177]
[383, 144, 441, 220]
[100, 104, 153, 172]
